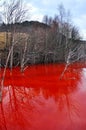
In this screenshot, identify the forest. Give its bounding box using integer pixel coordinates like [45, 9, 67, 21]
[0, 0, 84, 71]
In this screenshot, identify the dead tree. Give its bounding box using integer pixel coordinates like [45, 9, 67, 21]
[1, 0, 28, 70]
[0, 0, 28, 101]
[20, 37, 28, 72]
[0, 41, 18, 102]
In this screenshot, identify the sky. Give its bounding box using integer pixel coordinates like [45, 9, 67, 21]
[24, 0, 86, 40]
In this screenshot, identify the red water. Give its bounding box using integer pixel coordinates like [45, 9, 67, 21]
[0, 63, 86, 130]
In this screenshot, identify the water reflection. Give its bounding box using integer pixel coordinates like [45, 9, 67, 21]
[0, 63, 86, 130]
[0, 84, 81, 130]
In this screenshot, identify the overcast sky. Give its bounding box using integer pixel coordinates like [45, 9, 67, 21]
[24, 0, 86, 40]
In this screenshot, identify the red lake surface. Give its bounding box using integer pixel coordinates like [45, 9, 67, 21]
[0, 63, 86, 130]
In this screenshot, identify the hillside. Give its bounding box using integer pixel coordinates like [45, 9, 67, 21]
[0, 21, 50, 33]
[0, 21, 50, 50]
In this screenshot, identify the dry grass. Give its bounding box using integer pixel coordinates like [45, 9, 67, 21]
[0, 32, 6, 49]
[0, 32, 6, 42]
[0, 32, 28, 49]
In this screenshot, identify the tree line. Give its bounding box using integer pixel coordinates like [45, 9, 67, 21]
[0, 0, 82, 71]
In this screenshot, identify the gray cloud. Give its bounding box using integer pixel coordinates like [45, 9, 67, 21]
[25, 0, 86, 39]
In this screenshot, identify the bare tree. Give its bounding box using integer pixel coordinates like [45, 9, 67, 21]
[55, 4, 81, 78]
[0, 40, 18, 102]
[1, 0, 28, 70]
[0, 0, 29, 101]
[71, 26, 81, 40]
[20, 37, 28, 72]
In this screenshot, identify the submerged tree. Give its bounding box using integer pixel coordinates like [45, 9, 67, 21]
[42, 4, 81, 78]
[0, 0, 29, 102]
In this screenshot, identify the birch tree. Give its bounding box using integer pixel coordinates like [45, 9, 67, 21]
[1, 0, 28, 70]
[0, 0, 28, 102]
